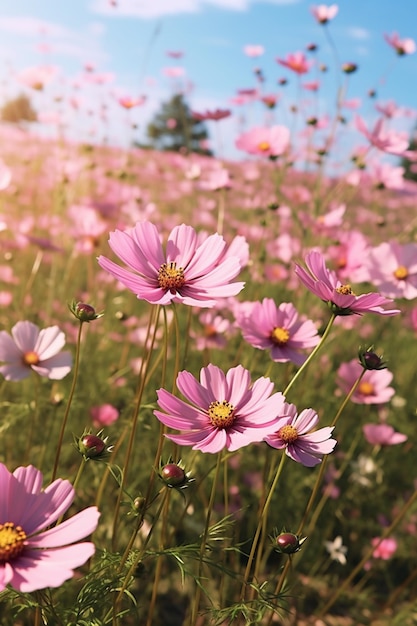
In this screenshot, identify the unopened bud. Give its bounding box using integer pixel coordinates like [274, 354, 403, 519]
[275, 532, 307, 554]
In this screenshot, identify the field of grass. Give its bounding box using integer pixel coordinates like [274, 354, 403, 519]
[0, 115, 417, 626]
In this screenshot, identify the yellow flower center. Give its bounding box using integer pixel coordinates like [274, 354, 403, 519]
[393, 265, 408, 280]
[358, 381, 374, 396]
[278, 424, 298, 443]
[22, 351, 40, 366]
[208, 400, 235, 429]
[271, 326, 290, 346]
[0, 522, 27, 564]
[157, 262, 186, 292]
[204, 324, 217, 338]
[258, 141, 271, 152]
[336, 284, 355, 296]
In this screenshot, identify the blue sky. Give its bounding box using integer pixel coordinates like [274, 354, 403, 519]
[0, 0, 416, 159]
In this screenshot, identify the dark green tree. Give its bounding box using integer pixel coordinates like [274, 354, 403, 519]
[1, 93, 37, 124]
[146, 93, 211, 155]
[400, 126, 417, 182]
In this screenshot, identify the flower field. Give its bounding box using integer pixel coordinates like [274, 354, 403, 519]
[1, 5, 417, 625]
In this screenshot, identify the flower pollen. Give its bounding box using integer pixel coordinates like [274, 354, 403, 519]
[22, 351, 40, 366]
[336, 284, 355, 296]
[358, 381, 375, 396]
[208, 400, 236, 428]
[271, 326, 290, 345]
[278, 424, 299, 443]
[258, 141, 271, 152]
[157, 262, 186, 292]
[393, 265, 408, 280]
[0, 522, 27, 564]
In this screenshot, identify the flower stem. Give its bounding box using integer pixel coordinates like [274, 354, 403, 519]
[51, 320, 84, 481]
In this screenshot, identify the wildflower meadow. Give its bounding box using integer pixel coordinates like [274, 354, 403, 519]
[1, 3, 417, 625]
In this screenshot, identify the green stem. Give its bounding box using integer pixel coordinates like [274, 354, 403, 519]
[51, 320, 84, 481]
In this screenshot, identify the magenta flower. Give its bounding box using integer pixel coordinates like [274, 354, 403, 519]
[0, 463, 100, 592]
[90, 403, 120, 428]
[371, 537, 397, 560]
[265, 405, 337, 467]
[0, 321, 72, 381]
[295, 251, 400, 316]
[235, 125, 290, 157]
[337, 360, 395, 404]
[236, 299, 319, 366]
[364, 241, 417, 300]
[276, 51, 312, 75]
[363, 423, 407, 446]
[97, 222, 244, 308]
[154, 364, 287, 453]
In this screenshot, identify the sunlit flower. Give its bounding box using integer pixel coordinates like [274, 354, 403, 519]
[0, 321, 72, 381]
[384, 32, 416, 55]
[97, 222, 244, 308]
[276, 51, 311, 75]
[265, 405, 337, 467]
[311, 4, 339, 24]
[0, 463, 100, 592]
[355, 115, 410, 155]
[154, 364, 287, 453]
[337, 359, 395, 404]
[363, 241, 417, 300]
[236, 299, 319, 366]
[295, 251, 400, 316]
[371, 536, 398, 560]
[235, 125, 290, 157]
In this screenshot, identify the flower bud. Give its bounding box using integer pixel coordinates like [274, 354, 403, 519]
[275, 532, 307, 554]
[342, 62, 358, 74]
[160, 463, 187, 487]
[69, 300, 103, 323]
[75, 431, 112, 460]
[358, 346, 387, 371]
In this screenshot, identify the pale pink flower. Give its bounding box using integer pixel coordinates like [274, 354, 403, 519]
[162, 66, 185, 78]
[311, 4, 339, 24]
[236, 299, 319, 366]
[337, 360, 395, 404]
[235, 125, 290, 157]
[0, 463, 99, 592]
[97, 222, 244, 308]
[154, 364, 287, 453]
[117, 95, 146, 109]
[192, 311, 232, 351]
[90, 404, 120, 428]
[276, 51, 312, 75]
[363, 241, 417, 299]
[384, 32, 416, 55]
[68, 205, 108, 254]
[0, 321, 72, 381]
[243, 44, 265, 57]
[295, 251, 400, 316]
[327, 230, 370, 283]
[371, 537, 398, 560]
[265, 404, 337, 467]
[355, 115, 410, 155]
[363, 423, 407, 446]
[17, 65, 58, 90]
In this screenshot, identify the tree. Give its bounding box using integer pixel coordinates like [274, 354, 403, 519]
[146, 94, 211, 155]
[1, 93, 37, 124]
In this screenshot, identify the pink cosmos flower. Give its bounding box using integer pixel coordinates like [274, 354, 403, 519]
[90, 404, 120, 428]
[68, 205, 108, 254]
[0, 463, 100, 592]
[276, 51, 311, 75]
[97, 222, 244, 308]
[265, 404, 337, 467]
[355, 115, 410, 155]
[384, 32, 416, 56]
[337, 360, 395, 404]
[243, 44, 265, 57]
[236, 299, 319, 366]
[154, 364, 287, 453]
[363, 423, 407, 446]
[371, 537, 398, 560]
[192, 311, 232, 351]
[0, 321, 72, 381]
[235, 125, 290, 157]
[295, 251, 400, 316]
[363, 241, 417, 300]
[17, 65, 58, 90]
[117, 95, 146, 109]
[311, 4, 339, 24]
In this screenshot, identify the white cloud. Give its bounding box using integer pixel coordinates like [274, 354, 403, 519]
[0, 16, 71, 38]
[347, 26, 371, 41]
[90, 0, 300, 19]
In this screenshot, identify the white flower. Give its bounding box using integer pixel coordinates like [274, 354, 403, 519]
[325, 536, 347, 565]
